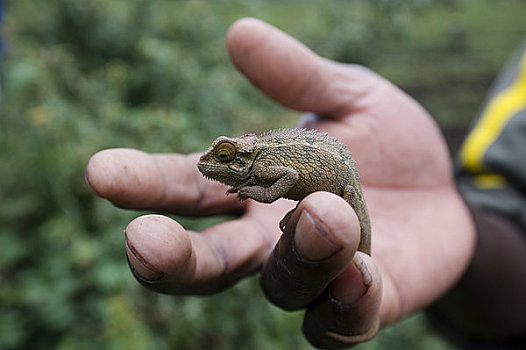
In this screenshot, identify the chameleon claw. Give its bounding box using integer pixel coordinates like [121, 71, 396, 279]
[227, 187, 238, 193]
[279, 208, 296, 232]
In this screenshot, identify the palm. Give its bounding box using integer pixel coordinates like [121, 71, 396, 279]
[329, 94, 470, 319]
[239, 90, 470, 321]
[86, 18, 475, 346]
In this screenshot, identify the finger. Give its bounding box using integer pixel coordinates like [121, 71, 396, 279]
[85, 148, 243, 215]
[302, 252, 382, 348]
[260, 192, 361, 310]
[226, 17, 377, 117]
[125, 202, 290, 294]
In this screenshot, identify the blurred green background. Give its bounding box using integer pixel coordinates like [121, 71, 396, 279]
[1, 0, 524, 349]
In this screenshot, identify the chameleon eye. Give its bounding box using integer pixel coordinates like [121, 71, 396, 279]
[214, 141, 237, 162]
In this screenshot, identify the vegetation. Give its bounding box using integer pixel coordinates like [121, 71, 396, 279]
[1, 1, 524, 349]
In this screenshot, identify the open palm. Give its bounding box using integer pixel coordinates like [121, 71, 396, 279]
[86, 18, 475, 348]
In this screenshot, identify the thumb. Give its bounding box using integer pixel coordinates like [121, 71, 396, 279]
[226, 17, 374, 117]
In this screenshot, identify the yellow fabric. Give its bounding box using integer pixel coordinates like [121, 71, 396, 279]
[473, 173, 508, 189]
[460, 51, 526, 174]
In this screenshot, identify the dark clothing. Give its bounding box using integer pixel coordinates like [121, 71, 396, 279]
[457, 39, 526, 231]
[429, 39, 526, 350]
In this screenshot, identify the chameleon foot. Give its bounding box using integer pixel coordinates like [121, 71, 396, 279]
[279, 207, 296, 232]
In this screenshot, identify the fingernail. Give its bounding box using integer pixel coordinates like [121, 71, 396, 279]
[330, 255, 370, 305]
[352, 254, 372, 287]
[294, 210, 342, 261]
[125, 237, 164, 282]
[84, 167, 97, 194]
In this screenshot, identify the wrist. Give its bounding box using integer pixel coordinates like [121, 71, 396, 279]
[427, 202, 526, 347]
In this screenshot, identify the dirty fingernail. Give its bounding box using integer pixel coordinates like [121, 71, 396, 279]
[352, 254, 372, 287]
[294, 210, 342, 261]
[126, 238, 164, 282]
[330, 254, 371, 305]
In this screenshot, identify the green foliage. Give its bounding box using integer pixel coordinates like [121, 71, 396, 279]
[1, 0, 524, 349]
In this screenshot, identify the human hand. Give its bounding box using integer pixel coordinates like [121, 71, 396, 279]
[85, 18, 475, 348]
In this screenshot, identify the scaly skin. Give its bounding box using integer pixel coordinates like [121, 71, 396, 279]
[197, 128, 371, 256]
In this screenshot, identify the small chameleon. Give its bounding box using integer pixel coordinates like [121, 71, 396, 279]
[197, 128, 371, 256]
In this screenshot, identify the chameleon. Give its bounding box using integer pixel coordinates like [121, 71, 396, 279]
[197, 128, 371, 256]
[197, 128, 378, 343]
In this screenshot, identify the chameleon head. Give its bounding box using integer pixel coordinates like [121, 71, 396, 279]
[197, 134, 258, 187]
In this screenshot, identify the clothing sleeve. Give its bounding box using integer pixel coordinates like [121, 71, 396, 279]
[456, 39, 526, 230]
[429, 39, 526, 350]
